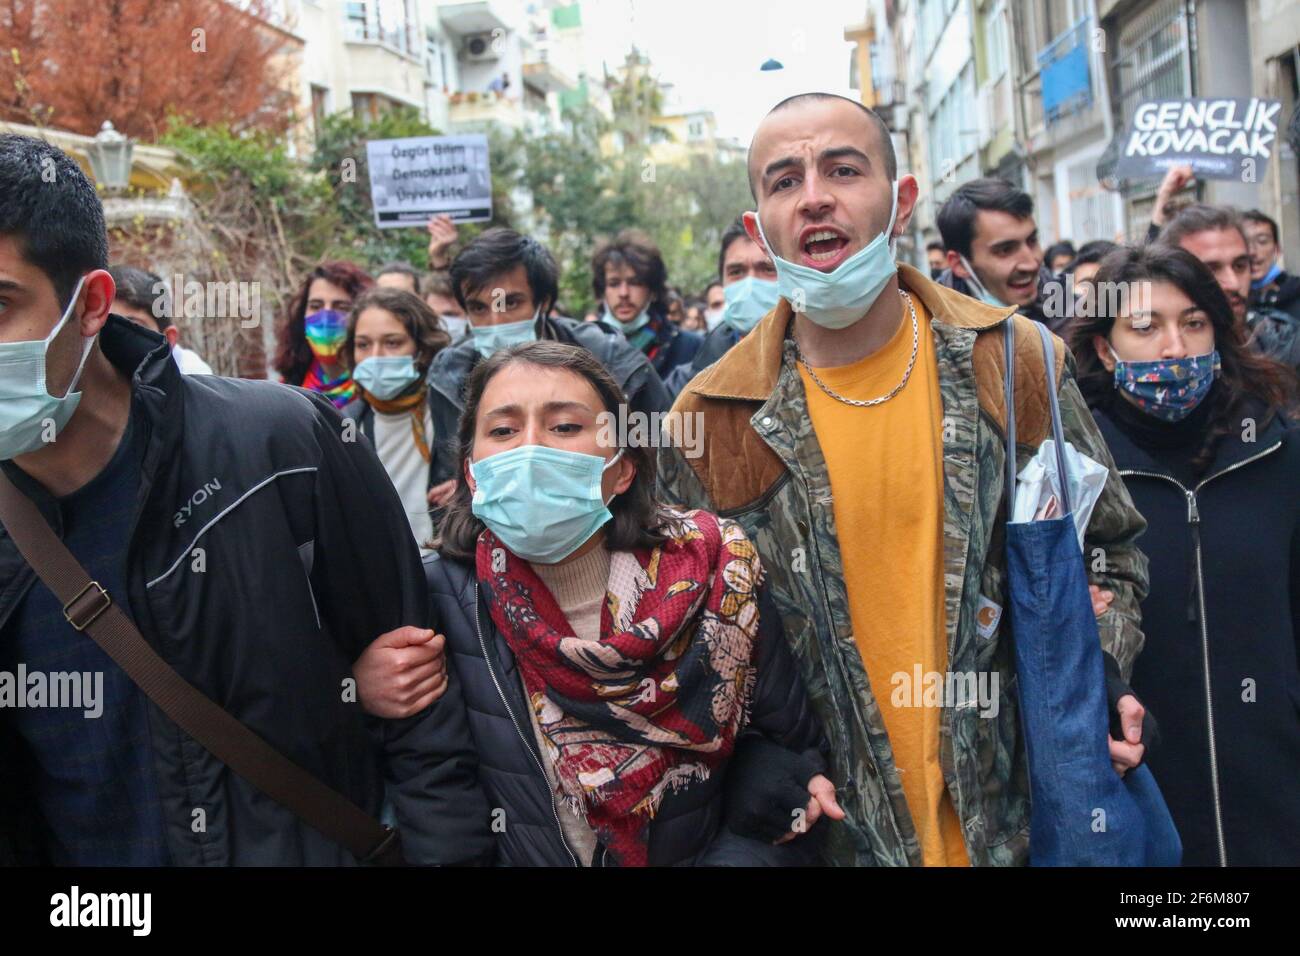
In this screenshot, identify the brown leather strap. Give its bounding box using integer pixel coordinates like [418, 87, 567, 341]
[0, 469, 401, 865]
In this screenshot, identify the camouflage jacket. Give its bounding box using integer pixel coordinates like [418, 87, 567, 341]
[657, 264, 1149, 866]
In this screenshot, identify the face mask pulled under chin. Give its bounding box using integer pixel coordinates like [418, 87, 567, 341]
[957, 255, 1009, 309]
[754, 180, 900, 330]
[0, 275, 94, 460]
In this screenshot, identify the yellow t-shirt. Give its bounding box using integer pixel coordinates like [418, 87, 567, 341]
[797, 291, 970, 867]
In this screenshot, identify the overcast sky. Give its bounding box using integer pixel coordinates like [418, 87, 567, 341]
[577, 0, 870, 143]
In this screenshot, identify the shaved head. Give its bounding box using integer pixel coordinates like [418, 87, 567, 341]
[747, 92, 897, 198]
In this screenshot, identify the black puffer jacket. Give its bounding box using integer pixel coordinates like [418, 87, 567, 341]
[424, 550, 828, 866]
[0, 316, 493, 866]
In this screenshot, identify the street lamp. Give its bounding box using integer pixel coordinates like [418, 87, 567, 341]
[86, 120, 134, 194]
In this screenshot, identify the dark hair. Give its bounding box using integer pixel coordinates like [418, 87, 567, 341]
[926, 240, 946, 253]
[1154, 204, 1245, 252]
[375, 261, 421, 291]
[273, 261, 374, 385]
[0, 134, 108, 308]
[449, 227, 559, 317]
[1045, 241, 1077, 266]
[717, 216, 750, 281]
[1240, 209, 1279, 245]
[1064, 240, 1120, 273]
[1067, 245, 1295, 474]
[591, 228, 668, 308]
[343, 286, 451, 375]
[936, 178, 1034, 259]
[107, 265, 173, 331]
[703, 280, 723, 299]
[749, 92, 897, 196]
[422, 271, 455, 299]
[435, 340, 668, 561]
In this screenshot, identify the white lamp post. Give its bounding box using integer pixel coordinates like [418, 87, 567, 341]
[86, 120, 134, 193]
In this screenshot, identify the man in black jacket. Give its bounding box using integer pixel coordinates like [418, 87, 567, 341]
[664, 217, 778, 394]
[0, 134, 491, 866]
[1243, 209, 1300, 323]
[592, 229, 703, 391]
[424, 229, 671, 508]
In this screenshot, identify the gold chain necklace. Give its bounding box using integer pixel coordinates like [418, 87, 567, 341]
[795, 290, 920, 408]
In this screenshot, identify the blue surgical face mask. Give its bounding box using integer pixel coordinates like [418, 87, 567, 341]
[353, 355, 422, 401]
[957, 255, 1009, 308]
[0, 275, 92, 460]
[619, 306, 651, 335]
[1109, 345, 1221, 423]
[470, 444, 624, 564]
[754, 180, 899, 329]
[441, 314, 470, 340]
[722, 276, 780, 334]
[1251, 261, 1282, 291]
[470, 312, 538, 359]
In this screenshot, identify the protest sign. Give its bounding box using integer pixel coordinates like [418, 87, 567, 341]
[1116, 97, 1282, 181]
[366, 134, 492, 228]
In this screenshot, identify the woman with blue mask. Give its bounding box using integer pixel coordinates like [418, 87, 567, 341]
[354, 340, 841, 866]
[340, 287, 453, 550]
[1069, 244, 1300, 866]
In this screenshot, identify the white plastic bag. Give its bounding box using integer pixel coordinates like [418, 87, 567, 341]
[1010, 438, 1109, 552]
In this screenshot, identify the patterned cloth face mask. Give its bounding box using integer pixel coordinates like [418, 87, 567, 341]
[1110, 346, 1221, 423]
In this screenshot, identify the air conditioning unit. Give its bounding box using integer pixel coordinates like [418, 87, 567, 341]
[463, 33, 500, 62]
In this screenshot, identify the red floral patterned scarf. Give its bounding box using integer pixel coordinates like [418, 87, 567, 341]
[476, 507, 763, 866]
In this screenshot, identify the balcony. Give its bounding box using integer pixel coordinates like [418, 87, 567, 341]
[1038, 16, 1093, 124]
[523, 59, 575, 95]
[447, 91, 524, 129]
[438, 1, 508, 38]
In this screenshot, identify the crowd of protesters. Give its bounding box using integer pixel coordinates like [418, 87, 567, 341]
[0, 88, 1296, 869]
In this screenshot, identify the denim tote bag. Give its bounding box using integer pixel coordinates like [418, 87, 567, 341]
[1003, 319, 1180, 866]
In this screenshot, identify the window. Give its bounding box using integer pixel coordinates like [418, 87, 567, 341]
[345, 0, 415, 54]
[987, 1, 1009, 81]
[426, 28, 443, 84]
[345, 2, 368, 41]
[1113, 0, 1191, 125]
[353, 92, 399, 123]
[311, 84, 331, 136]
[928, 62, 978, 194]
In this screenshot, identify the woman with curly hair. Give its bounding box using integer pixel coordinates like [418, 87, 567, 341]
[339, 287, 453, 550]
[273, 260, 373, 406]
